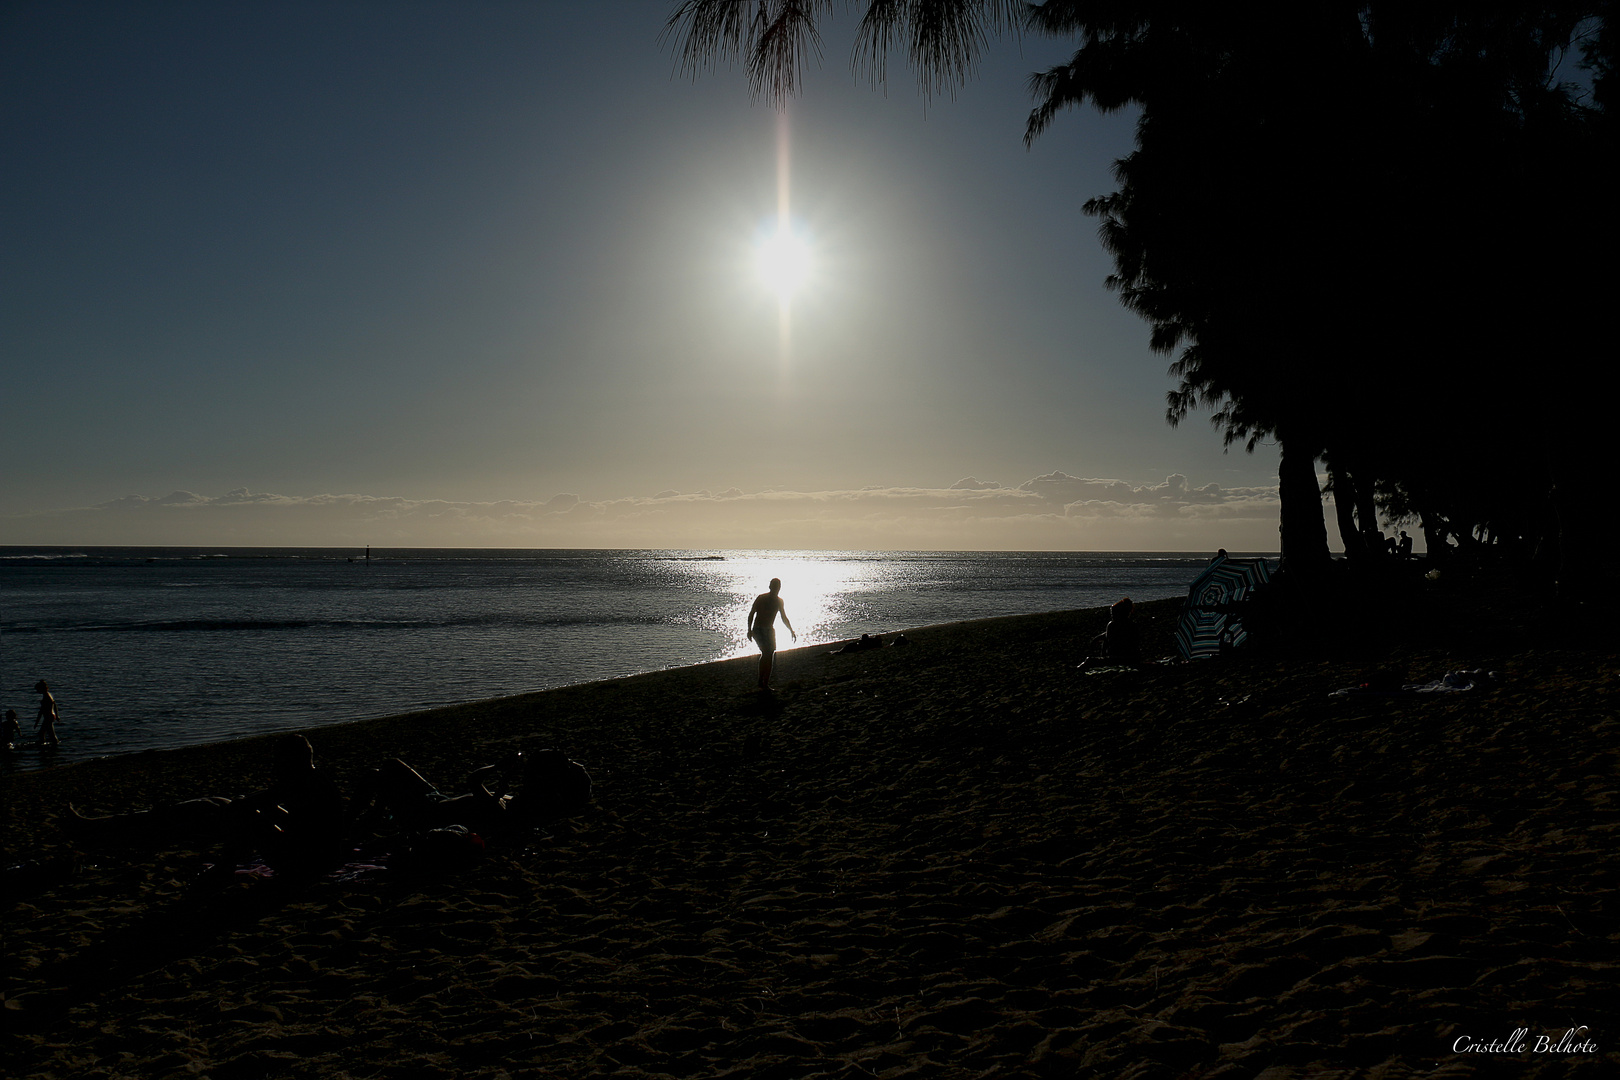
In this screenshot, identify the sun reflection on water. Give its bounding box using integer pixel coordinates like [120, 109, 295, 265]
[698, 551, 896, 657]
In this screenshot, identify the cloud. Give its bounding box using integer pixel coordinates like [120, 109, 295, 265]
[158, 490, 212, 505]
[1018, 471, 1139, 504]
[215, 487, 285, 504]
[2, 474, 1283, 551]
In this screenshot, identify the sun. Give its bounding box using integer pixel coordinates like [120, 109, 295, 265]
[754, 223, 811, 301]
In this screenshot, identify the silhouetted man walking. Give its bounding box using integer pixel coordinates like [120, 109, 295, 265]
[747, 578, 796, 690]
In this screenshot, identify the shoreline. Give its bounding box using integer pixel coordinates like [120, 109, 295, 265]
[5, 590, 1616, 1077]
[4, 602, 1146, 805]
[2, 548, 1232, 772]
[2, 603, 1123, 782]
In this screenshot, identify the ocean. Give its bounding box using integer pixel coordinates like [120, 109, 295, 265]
[1, 547, 1264, 769]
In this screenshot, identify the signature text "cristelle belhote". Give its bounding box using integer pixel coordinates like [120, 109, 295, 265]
[1453, 1027, 1597, 1054]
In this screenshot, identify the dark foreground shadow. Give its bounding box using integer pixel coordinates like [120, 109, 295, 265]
[6, 870, 322, 1029]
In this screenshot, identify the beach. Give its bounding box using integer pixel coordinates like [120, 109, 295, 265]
[4, 583, 1616, 1078]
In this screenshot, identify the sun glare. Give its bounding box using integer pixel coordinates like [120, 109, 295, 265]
[755, 224, 811, 301]
[712, 554, 877, 656]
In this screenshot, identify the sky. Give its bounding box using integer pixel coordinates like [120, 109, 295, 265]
[1, 1, 1294, 551]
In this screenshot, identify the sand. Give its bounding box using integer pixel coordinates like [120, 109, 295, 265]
[3, 580, 1616, 1078]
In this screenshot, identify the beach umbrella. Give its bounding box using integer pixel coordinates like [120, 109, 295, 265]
[1174, 554, 1272, 659]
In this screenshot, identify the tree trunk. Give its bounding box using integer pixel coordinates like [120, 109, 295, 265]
[1328, 463, 1363, 559]
[1353, 471, 1384, 555]
[1546, 407, 1615, 607]
[1418, 511, 1446, 560]
[1278, 439, 1332, 580]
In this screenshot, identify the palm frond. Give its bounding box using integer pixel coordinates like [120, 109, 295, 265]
[667, 1, 1022, 104]
[664, 0, 834, 105]
[854, 0, 1023, 96]
[663, 0, 760, 73]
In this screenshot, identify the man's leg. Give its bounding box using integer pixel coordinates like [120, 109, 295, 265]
[70, 796, 237, 846]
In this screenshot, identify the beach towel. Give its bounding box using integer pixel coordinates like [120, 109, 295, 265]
[1330, 669, 1496, 697]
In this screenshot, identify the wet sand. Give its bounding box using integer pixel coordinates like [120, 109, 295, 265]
[3, 584, 1616, 1078]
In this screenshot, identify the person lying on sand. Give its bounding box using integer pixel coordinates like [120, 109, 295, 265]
[830, 633, 908, 654]
[69, 733, 346, 878]
[1076, 597, 1141, 671]
[832, 633, 881, 654]
[355, 748, 592, 838]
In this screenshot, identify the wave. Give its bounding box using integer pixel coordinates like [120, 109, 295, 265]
[5, 611, 674, 635]
[0, 553, 95, 561]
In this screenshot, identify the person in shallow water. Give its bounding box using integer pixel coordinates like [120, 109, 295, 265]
[33, 680, 60, 750]
[747, 577, 797, 690]
[354, 748, 592, 837]
[69, 733, 346, 877]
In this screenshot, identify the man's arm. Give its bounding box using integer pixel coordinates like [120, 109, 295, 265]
[470, 753, 523, 799]
[779, 599, 796, 639]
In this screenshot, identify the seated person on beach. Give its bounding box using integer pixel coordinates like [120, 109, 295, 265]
[1077, 597, 1141, 670]
[70, 733, 346, 877]
[2, 709, 20, 751]
[356, 749, 592, 838]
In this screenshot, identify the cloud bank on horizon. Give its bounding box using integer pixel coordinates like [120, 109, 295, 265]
[2, 471, 1284, 551]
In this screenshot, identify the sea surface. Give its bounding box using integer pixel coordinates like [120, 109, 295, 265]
[1, 547, 1267, 769]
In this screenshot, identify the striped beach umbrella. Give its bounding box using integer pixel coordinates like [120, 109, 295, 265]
[1174, 554, 1273, 659]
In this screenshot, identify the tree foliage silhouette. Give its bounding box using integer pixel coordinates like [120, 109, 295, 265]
[668, 1, 1616, 588]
